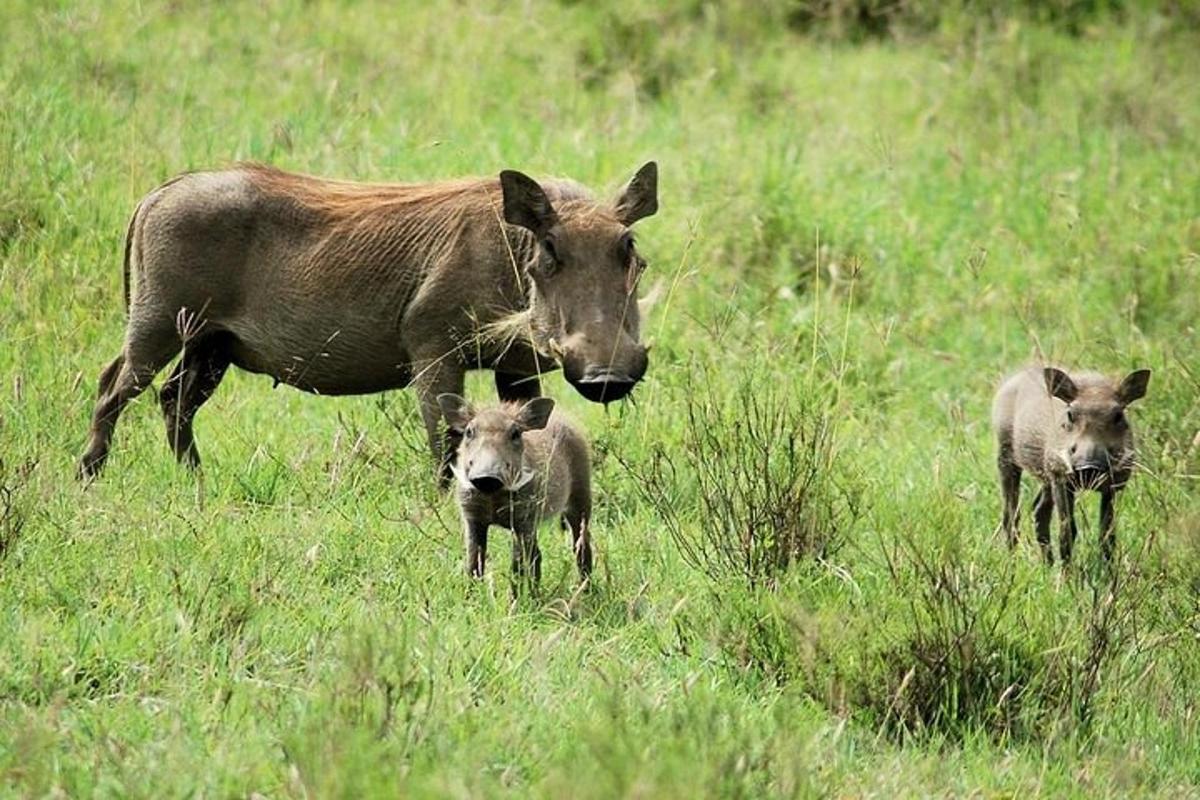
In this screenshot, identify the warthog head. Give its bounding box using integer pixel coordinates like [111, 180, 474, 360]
[437, 393, 555, 495]
[1044, 367, 1151, 489]
[499, 162, 658, 403]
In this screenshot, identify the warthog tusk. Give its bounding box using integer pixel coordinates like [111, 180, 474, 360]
[638, 278, 666, 316]
[510, 468, 536, 492]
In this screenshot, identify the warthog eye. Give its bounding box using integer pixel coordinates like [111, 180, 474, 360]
[1065, 407, 1077, 426]
[1112, 409, 1126, 428]
[464, 425, 475, 440]
[620, 232, 635, 259]
[509, 426, 521, 442]
[541, 237, 560, 265]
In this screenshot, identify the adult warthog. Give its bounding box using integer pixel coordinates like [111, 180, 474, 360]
[78, 162, 658, 480]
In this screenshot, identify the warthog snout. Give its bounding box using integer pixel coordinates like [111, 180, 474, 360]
[462, 450, 522, 494]
[563, 347, 648, 404]
[1069, 442, 1113, 484]
[468, 473, 505, 494]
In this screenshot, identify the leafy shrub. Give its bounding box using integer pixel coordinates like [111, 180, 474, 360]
[623, 368, 857, 589]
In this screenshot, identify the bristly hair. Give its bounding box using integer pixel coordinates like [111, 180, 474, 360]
[239, 161, 492, 217]
[477, 306, 536, 355]
[238, 163, 618, 362]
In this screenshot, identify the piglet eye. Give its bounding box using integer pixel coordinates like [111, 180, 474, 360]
[541, 237, 559, 264]
[464, 425, 475, 440]
[509, 427, 521, 442]
[1113, 409, 1126, 427]
[1065, 408, 1077, 425]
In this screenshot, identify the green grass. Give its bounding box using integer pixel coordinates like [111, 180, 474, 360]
[3, 1, 1200, 796]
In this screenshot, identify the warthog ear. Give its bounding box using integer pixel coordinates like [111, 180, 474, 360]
[1118, 369, 1151, 405]
[516, 397, 555, 431]
[1043, 367, 1078, 403]
[615, 161, 658, 226]
[500, 170, 558, 237]
[436, 393, 474, 432]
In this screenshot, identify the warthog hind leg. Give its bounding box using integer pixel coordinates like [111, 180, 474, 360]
[563, 507, 592, 580]
[79, 317, 179, 479]
[160, 333, 233, 468]
[998, 454, 1022, 548]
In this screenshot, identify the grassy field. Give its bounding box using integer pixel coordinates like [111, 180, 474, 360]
[3, 1, 1200, 796]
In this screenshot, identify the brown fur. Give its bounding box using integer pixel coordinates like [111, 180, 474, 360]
[992, 365, 1150, 564]
[78, 162, 657, 481]
[438, 394, 592, 585]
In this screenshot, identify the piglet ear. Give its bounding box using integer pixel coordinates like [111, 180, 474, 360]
[1043, 368, 1078, 403]
[436, 393, 474, 432]
[1118, 369, 1151, 405]
[516, 397, 555, 431]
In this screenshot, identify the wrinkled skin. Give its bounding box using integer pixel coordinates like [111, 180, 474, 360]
[992, 366, 1151, 564]
[77, 162, 658, 482]
[438, 394, 592, 587]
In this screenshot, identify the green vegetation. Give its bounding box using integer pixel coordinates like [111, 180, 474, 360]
[2, 1, 1199, 796]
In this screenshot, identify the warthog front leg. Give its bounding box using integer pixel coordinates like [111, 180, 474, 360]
[997, 453, 1022, 548]
[1032, 485, 1054, 565]
[1099, 489, 1117, 563]
[495, 371, 542, 403]
[464, 518, 489, 578]
[412, 354, 466, 488]
[1053, 480, 1078, 565]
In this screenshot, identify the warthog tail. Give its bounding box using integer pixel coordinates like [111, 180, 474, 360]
[121, 203, 137, 314]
